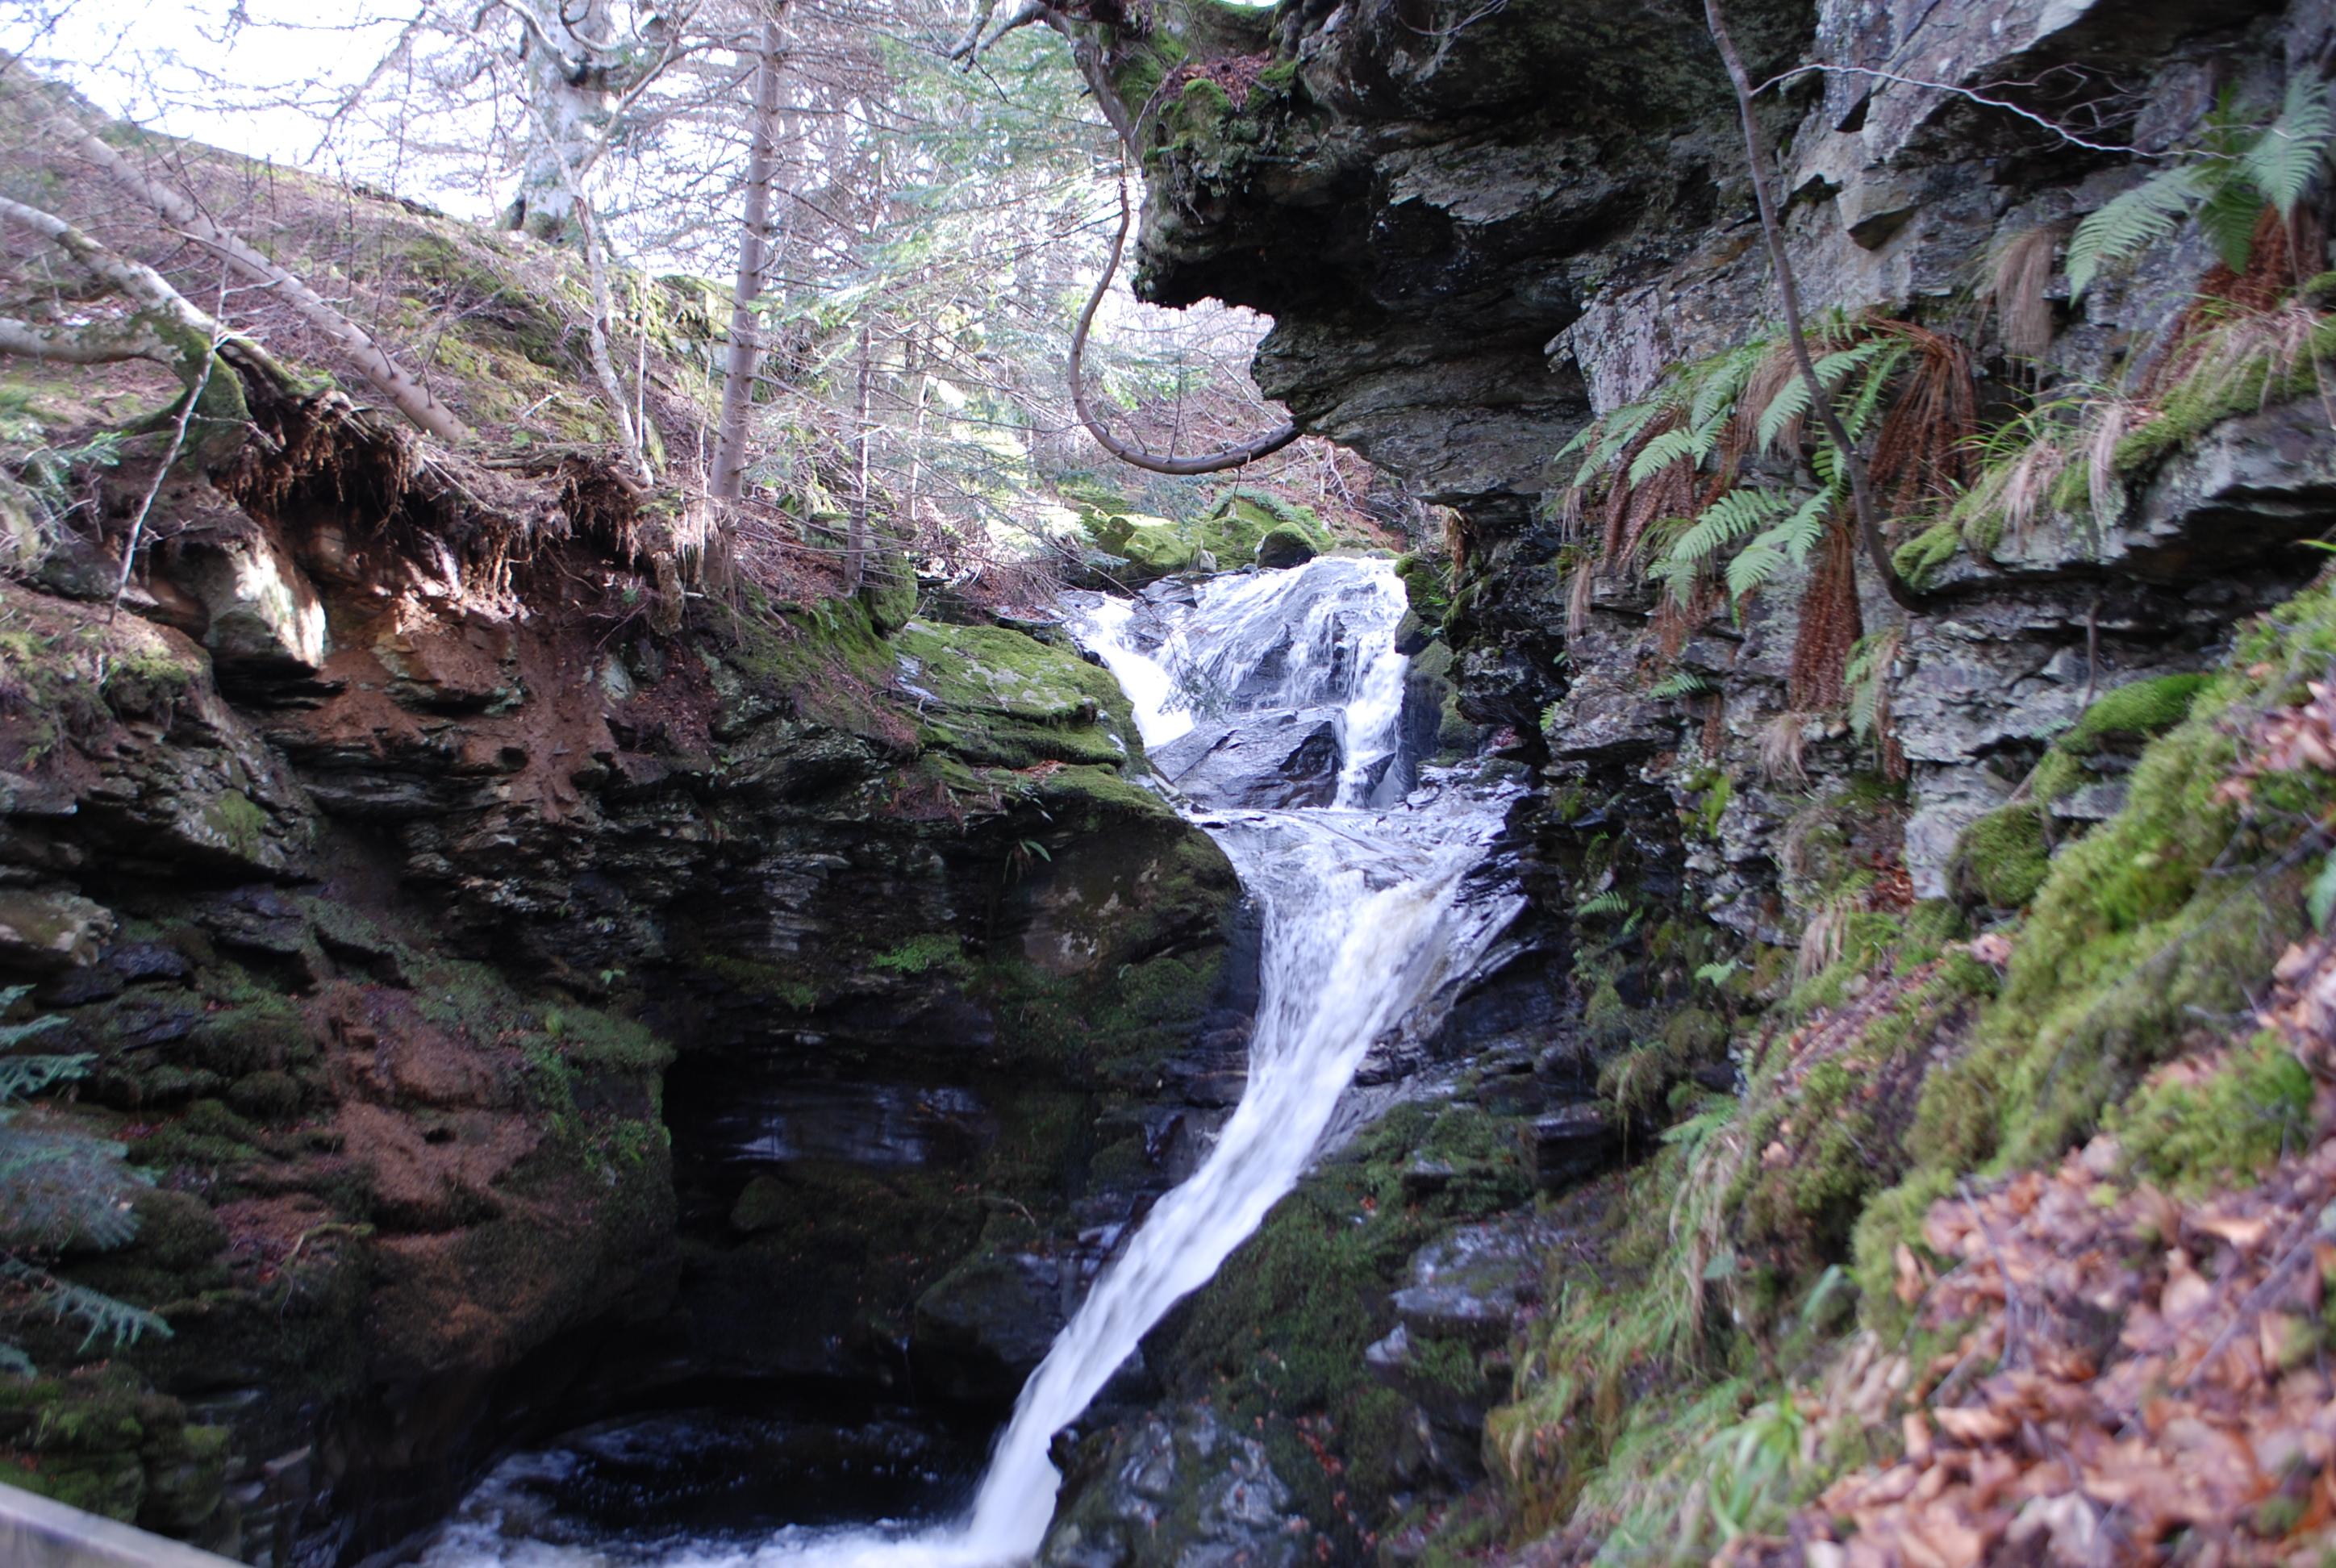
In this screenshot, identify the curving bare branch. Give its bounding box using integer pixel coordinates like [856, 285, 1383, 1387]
[1067, 172, 1299, 477]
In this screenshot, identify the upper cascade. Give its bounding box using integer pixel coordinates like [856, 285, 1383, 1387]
[1074, 557, 1418, 811]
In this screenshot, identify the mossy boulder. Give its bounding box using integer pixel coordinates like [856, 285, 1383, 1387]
[1075, 489, 1333, 586]
[895, 620, 1145, 771]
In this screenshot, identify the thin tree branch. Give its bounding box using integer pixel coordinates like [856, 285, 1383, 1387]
[40, 102, 469, 443]
[1754, 62, 2145, 157]
[1704, 0, 1926, 614]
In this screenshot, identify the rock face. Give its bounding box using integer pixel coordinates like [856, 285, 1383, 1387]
[0, 394, 1249, 1562]
[1014, 0, 2336, 1553]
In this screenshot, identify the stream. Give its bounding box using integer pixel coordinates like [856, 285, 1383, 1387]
[414, 556, 1521, 1566]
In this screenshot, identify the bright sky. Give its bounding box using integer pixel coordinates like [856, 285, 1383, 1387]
[9, 0, 524, 218]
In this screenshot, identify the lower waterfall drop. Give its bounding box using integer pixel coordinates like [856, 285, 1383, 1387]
[418, 556, 1520, 1568]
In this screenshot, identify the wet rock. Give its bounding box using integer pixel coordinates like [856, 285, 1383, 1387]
[1041, 1404, 1304, 1568]
[1153, 711, 1342, 809]
[1530, 1103, 1617, 1193]
[1254, 523, 1320, 569]
[911, 1248, 1068, 1404]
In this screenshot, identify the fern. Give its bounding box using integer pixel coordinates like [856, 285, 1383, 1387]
[1628, 424, 1703, 485]
[2243, 74, 2334, 220]
[0, 992, 169, 1366]
[1755, 342, 1887, 452]
[0, 1261, 170, 1353]
[1576, 890, 1629, 918]
[1725, 491, 1833, 599]
[0, 988, 67, 1051]
[0, 1053, 89, 1102]
[2071, 76, 2333, 298]
[1690, 340, 1767, 431]
[1649, 671, 1712, 700]
[2067, 165, 2211, 300]
[1666, 489, 1791, 565]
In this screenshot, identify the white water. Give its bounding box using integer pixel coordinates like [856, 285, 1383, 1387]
[418, 558, 1518, 1568]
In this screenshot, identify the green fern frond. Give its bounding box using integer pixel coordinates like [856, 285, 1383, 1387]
[1649, 671, 1712, 700]
[0, 1054, 90, 1103]
[2067, 164, 2213, 299]
[1629, 426, 1702, 484]
[2242, 74, 2333, 220]
[1774, 492, 1832, 560]
[1576, 890, 1629, 918]
[0, 1263, 173, 1353]
[1591, 400, 1666, 470]
[1838, 343, 1912, 443]
[0, 988, 68, 1055]
[1725, 541, 1787, 599]
[2197, 180, 2267, 271]
[1666, 488, 1792, 565]
[1688, 339, 1768, 431]
[1554, 420, 1600, 465]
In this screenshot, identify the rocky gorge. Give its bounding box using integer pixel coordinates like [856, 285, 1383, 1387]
[10, 0, 2336, 1563]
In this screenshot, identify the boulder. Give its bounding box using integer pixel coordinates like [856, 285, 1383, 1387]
[172, 530, 328, 680]
[911, 1247, 1067, 1404]
[0, 886, 116, 973]
[1152, 711, 1342, 809]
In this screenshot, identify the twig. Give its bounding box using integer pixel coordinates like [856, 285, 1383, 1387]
[1703, 0, 1926, 615]
[1068, 169, 1300, 476]
[1754, 63, 2145, 157]
[111, 265, 229, 622]
[1960, 1178, 2027, 1370]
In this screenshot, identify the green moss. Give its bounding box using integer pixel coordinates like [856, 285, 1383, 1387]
[2113, 312, 2336, 475]
[1849, 581, 2336, 1323]
[1162, 1100, 1532, 1536]
[1392, 551, 1448, 626]
[2062, 673, 2213, 754]
[895, 620, 1145, 773]
[1946, 801, 2051, 910]
[692, 954, 820, 1010]
[870, 933, 965, 976]
[206, 791, 268, 860]
[1891, 518, 1963, 588]
[2109, 1031, 2313, 1194]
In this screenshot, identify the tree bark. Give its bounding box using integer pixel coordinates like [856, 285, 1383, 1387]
[712, 10, 790, 499]
[46, 109, 469, 444]
[0, 194, 284, 452]
[848, 318, 874, 589]
[503, 0, 619, 240]
[575, 196, 653, 484]
[1701, 0, 1925, 614]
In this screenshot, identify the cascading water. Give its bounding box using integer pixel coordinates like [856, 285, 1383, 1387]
[417, 557, 1520, 1568]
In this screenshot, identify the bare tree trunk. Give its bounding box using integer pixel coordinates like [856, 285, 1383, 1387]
[848, 319, 874, 590]
[47, 106, 469, 444]
[1701, 0, 1924, 613]
[503, 0, 618, 240]
[903, 326, 932, 540]
[712, 10, 790, 499]
[0, 196, 287, 415]
[575, 196, 653, 484]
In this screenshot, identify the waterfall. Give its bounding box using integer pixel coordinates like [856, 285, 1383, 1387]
[419, 557, 1518, 1568]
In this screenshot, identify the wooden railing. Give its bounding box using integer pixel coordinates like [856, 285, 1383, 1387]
[0, 1483, 243, 1568]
